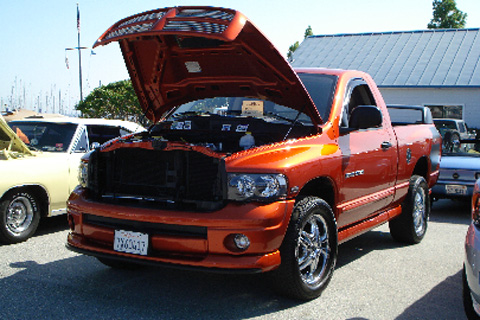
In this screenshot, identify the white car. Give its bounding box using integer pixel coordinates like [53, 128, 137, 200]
[0, 115, 144, 244]
[464, 178, 480, 319]
[434, 118, 475, 146]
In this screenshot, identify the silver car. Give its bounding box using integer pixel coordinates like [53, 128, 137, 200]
[464, 179, 480, 319]
[432, 139, 480, 200]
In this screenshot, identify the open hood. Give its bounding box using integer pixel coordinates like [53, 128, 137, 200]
[94, 6, 322, 124]
[0, 115, 34, 159]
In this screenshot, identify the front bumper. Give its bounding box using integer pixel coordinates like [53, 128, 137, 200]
[66, 187, 295, 272]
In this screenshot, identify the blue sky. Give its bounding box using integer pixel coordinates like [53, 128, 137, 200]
[1, 0, 479, 114]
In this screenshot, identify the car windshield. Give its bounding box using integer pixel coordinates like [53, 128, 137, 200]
[166, 97, 314, 125]
[443, 139, 480, 156]
[8, 121, 77, 152]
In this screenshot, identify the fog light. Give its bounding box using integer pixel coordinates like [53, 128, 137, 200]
[233, 234, 250, 250]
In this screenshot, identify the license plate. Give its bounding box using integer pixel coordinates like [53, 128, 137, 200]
[113, 230, 149, 256]
[446, 184, 467, 195]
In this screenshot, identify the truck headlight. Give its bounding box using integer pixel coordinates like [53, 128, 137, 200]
[227, 173, 287, 201]
[78, 160, 89, 188]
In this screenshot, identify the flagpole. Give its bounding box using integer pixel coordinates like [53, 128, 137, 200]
[77, 3, 83, 102]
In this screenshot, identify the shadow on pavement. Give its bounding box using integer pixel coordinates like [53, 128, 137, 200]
[396, 270, 465, 320]
[431, 199, 471, 225]
[0, 255, 302, 320]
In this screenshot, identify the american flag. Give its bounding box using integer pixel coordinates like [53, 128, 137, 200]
[77, 4, 80, 32]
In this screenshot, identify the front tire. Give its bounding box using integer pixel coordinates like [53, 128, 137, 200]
[270, 197, 338, 300]
[0, 191, 40, 244]
[389, 175, 429, 244]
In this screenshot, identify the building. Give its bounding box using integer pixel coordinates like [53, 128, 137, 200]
[291, 28, 480, 129]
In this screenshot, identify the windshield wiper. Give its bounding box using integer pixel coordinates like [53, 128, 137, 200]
[264, 112, 300, 125]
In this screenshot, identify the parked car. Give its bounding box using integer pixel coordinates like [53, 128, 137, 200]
[434, 118, 475, 148]
[432, 138, 480, 201]
[0, 115, 144, 244]
[463, 179, 480, 319]
[66, 6, 441, 300]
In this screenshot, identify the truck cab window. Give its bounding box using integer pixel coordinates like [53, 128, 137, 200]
[340, 83, 376, 129]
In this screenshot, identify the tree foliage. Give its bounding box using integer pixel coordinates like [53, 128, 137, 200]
[76, 80, 150, 126]
[287, 41, 300, 61]
[287, 25, 313, 61]
[428, 0, 467, 29]
[304, 25, 313, 39]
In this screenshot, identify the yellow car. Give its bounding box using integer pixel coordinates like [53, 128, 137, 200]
[0, 115, 144, 244]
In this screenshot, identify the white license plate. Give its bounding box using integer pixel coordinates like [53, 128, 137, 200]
[446, 184, 467, 195]
[113, 230, 149, 256]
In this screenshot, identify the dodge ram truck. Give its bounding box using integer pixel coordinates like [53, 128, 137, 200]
[66, 6, 441, 300]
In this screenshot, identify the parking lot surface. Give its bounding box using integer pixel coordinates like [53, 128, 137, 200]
[0, 199, 470, 320]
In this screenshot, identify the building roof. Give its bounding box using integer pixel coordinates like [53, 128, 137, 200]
[291, 28, 480, 87]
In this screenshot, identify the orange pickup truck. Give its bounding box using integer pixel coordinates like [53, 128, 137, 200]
[66, 6, 441, 300]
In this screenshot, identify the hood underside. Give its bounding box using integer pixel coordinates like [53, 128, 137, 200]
[94, 6, 321, 124]
[0, 115, 33, 159]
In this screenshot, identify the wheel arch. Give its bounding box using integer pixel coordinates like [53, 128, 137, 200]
[412, 156, 429, 183]
[297, 176, 336, 213]
[1, 185, 50, 218]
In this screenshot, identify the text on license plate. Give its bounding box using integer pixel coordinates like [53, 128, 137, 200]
[445, 184, 467, 195]
[113, 230, 149, 256]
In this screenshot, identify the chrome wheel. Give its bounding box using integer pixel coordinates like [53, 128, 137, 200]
[389, 175, 429, 244]
[296, 214, 331, 288]
[6, 196, 34, 235]
[270, 197, 337, 300]
[412, 187, 427, 237]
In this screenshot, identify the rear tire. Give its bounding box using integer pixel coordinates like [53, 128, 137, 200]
[0, 191, 40, 244]
[269, 197, 337, 300]
[389, 175, 429, 244]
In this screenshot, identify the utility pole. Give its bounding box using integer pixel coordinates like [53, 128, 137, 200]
[65, 4, 88, 102]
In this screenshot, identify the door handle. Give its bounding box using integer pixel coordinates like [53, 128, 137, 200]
[381, 141, 392, 149]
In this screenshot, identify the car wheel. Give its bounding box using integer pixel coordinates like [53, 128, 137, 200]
[0, 191, 40, 244]
[389, 175, 429, 244]
[270, 196, 337, 300]
[463, 265, 480, 320]
[96, 257, 143, 270]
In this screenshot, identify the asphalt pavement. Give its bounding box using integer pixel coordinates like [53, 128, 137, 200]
[0, 199, 471, 320]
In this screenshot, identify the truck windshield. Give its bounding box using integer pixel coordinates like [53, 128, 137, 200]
[297, 73, 338, 122]
[8, 121, 77, 152]
[167, 97, 314, 126]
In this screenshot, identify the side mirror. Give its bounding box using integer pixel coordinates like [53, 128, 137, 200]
[349, 105, 382, 130]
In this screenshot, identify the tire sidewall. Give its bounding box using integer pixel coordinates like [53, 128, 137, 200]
[0, 191, 40, 243]
[275, 196, 338, 300]
[409, 176, 429, 242]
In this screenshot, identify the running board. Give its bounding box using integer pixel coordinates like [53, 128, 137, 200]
[338, 205, 402, 244]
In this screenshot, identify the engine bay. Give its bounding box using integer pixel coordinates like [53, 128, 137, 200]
[149, 97, 316, 154]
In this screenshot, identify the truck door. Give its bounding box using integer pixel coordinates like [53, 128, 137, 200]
[337, 80, 398, 227]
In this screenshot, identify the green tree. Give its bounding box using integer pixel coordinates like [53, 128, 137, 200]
[287, 25, 313, 61]
[428, 0, 467, 29]
[304, 25, 313, 39]
[76, 80, 150, 126]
